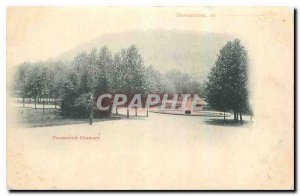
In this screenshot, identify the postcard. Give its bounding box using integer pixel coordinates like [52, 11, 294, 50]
[6, 7, 294, 190]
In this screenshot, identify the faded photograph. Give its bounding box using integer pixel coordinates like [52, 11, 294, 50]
[6, 7, 294, 190]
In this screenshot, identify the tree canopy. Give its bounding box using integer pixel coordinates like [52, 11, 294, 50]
[205, 39, 250, 123]
[13, 45, 204, 118]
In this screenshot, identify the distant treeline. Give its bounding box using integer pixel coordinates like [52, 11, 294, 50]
[14, 45, 204, 118]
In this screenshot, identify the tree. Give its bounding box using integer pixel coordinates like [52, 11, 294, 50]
[109, 52, 123, 114]
[93, 46, 113, 117]
[205, 66, 232, 121]
[40, 65, 50, 114]
[26, 63, 47, 109]
[190, 80, 203, 95]
[60, 52, 94, 118]
[165, 70, 200, 94]
[14, 62, 31, 107]
[165, 70, 184, 93]
[205, 39, 250, 124]
[13, 44, 173, 121]
[120, 45, 148, 117]
[145, 65, 164, 94]
[60, 68, 81, 118]
[94, 47, 111, 94]
[47, 61, 67, 108]
[126, 45, 147, 95]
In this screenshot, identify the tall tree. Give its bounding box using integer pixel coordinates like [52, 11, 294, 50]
[205, 39, 250, 124]
[26, 63, 47, 109]
[14, 62, 31, 107]
[94, 46, 112, 94]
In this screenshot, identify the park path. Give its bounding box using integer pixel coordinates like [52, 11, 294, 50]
[7, 112, 293, 190]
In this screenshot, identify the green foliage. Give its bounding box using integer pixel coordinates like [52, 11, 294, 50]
[14, 62, 31, 99]
[205, 39, 250, 118]
[14, 45, 205, 118]
[165, 69, 204, 95]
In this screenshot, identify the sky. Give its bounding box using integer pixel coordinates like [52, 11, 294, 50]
[7, 7, 292, 67]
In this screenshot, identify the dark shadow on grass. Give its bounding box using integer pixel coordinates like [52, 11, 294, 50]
[111, 113, 148, 121]
[204, 118, 253, 127]
[22, 114, 148, 128]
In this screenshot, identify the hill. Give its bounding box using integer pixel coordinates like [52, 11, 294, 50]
[55, 29, 233, 80]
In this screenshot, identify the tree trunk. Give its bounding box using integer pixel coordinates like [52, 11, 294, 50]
[116, 106, 118, 115]
[135, 108, 137, 116]
[35, 98, 37, 109]
[223, 111, 226, 122]
[240, 112, 243, 125]
[22, 98, 25, 108]
[89, 104, 93, 125]
[42, 100, 45, 115]
[127, 108, 129, 118]
[233, 111, 236, 121]
[146, 108, 149, 117]
[54, 99, 57, 109]
[89, 112, 93, 125]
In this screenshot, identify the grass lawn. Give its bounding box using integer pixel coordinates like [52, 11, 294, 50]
[16, 107, 122, 127]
